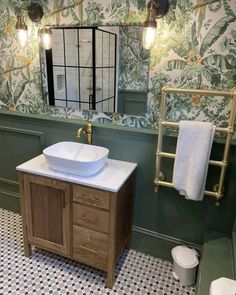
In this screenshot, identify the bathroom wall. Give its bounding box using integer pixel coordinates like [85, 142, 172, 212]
[0, 0, 236, 260]
[0, 0, 235, 128]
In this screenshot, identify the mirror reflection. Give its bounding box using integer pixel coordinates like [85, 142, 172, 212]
[40, 25, 150, 115]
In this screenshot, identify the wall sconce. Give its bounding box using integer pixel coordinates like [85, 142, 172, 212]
[16, 2, 44, 47]
[142, 0, 169, 50]
[40, 27, 52, 50]
[16, 11, 28, 47]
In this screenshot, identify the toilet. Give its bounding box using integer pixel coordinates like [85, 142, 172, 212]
[209, 277, 236, 295]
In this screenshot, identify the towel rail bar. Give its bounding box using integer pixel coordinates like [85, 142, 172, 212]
[164, 87, 233, 97]
[154, 178, 222, 198]
[161, 121, 232, 134]
[155, 85, 236, 206]
[157, 151, 226, 167]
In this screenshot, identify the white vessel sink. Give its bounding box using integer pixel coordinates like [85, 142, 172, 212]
[43, 141, 109, 176]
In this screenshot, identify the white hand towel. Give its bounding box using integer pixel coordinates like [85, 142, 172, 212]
[173, 121, 215, 201]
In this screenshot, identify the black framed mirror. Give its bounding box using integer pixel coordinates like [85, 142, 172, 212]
[39, 25, 150, 116]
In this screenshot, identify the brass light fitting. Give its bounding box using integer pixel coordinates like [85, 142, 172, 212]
[16, 13, 28, 31]
[15, 2, 44, 47]
[16, 11, 28, 47]
[27, 3, 44, 22]
[142, 0, 169, 50]
[39, 27, 52, 50]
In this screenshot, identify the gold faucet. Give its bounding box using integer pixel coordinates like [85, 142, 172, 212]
[77, 120, 93, 145]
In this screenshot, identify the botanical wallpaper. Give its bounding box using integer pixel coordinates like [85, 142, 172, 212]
[118, 25, 149, 91]
[0, 0, 235, 130]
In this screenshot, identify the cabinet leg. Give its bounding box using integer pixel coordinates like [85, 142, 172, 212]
[125, 234, 132, 250]
[22, 223, 32, 257]
[23, 242, 32, 257]
[106, 270, 114, 289]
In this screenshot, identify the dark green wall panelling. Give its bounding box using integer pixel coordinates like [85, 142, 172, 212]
[0, 124, 45, 212]
[0, 111, 236, 257]
[117, 90, 147, 115]
[0, 126, 44, 180]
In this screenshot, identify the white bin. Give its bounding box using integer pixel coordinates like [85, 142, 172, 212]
[171, 245, 199, 287]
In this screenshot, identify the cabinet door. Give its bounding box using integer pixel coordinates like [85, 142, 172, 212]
[24, 174, 71, 256]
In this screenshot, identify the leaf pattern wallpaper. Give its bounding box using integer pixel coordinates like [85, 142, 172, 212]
[0, 0, 235, 129]
[119, 26, 149, 91]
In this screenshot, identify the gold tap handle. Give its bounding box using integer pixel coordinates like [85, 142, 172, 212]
[87, 119, 93, 127]
[76, 121, 93, 144]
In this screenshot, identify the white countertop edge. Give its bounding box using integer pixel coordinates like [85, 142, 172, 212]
[16, 155, 137, 193]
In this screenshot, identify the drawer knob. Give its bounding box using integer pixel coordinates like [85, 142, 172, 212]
[79, 245, 98, 254]
[80, 215, 98, 223]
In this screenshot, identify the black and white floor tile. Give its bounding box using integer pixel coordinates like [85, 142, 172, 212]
[0, 209, 195, 295]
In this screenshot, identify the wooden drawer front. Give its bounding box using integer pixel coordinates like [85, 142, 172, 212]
[73, 185, 109, 210]
[73, 225, 108, 271]
[73, 203, 109, 233]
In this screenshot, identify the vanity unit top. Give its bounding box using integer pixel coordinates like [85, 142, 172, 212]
[17, 154, 137, 192]
[17, 154, 137, 288]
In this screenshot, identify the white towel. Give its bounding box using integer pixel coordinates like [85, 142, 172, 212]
[173, 121, 215, 201]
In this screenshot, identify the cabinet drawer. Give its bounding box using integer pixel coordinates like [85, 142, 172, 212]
[73, 185, 109, 210]
[73, 225, 108, 271]
[73, 203, 109, 233]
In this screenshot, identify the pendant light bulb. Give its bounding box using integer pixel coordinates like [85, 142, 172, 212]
[142, 0, 158, 50]
[16, 13, 28, 47]
[40, 28, 52, 50]
[142, 26, 157, 50]
[17, 29, 28, 47]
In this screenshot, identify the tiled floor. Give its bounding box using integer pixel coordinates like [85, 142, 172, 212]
[0, 209, 195, 295]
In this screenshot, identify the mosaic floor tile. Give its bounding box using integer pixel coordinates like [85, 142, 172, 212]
[0, 209, 195, 295]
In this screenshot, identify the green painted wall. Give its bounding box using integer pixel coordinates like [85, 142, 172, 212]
[1, 111, 236, 260]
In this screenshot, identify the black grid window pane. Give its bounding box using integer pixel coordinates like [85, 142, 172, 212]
[53, 67, 66, 101]
[65, 29, 78, 67]
[109, 68, 115, 97]
[95, 30, 103, 68]
[52, 29, 64, 66]
[80, 68, 93, 102]
[79, 29, 92, 68]
[66, 68, 79, 102]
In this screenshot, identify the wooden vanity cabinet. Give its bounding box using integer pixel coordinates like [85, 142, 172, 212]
[19, 171, 135, 288]
[19, 174, 71, 257]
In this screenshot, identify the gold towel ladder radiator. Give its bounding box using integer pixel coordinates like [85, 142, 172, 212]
[154, 86, 236, 206]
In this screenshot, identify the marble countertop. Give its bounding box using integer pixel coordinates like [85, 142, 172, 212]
[16, 155, 137, 192]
